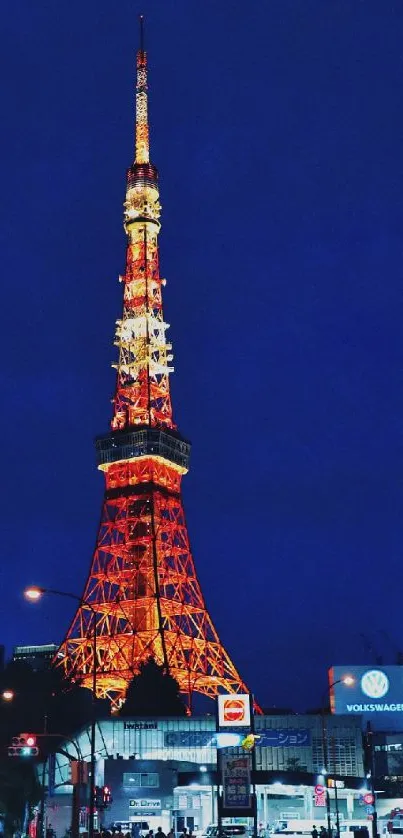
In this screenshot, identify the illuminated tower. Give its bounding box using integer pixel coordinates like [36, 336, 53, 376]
[58, 19, 250, 709]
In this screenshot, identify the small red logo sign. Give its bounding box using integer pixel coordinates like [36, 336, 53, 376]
[223, 698, 246, 723]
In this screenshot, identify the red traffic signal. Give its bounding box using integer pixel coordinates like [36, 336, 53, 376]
[94, 786, 113, 810]
[8, 733, 39, 757]
[103, 786, 112, 808]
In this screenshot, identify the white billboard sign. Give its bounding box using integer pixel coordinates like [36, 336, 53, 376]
[217, 693, 251, 728]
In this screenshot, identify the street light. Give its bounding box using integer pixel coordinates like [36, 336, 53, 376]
[2, 689, 15, 702]
[24, 586, 43, 601]
[321, 677, 355, 838]
[24, 586, 98, 838]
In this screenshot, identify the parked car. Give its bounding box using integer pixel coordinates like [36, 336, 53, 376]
[202, 825, 249, 838]
[108, 823, 150, 836]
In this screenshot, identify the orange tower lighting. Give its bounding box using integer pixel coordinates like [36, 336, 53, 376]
[57, 17, 253, 710]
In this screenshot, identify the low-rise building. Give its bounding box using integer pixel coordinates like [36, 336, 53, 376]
[12, 643, 58, 671]
[46, 714, 367, 837]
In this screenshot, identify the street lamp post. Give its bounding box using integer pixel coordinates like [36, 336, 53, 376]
[24, 586, 98, 838]
[365, 723, 379, 838]
[333, 772, 340, 838]
[321, 677, 355, 838]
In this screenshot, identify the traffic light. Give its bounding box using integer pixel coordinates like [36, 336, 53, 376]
[94, 787, 104, 808]
[102, 786, 112, 808]
[94, 786, 113, 810]
[8, 733, 39, 757]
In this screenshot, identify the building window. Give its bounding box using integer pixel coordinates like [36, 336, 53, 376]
[123, 773, 159, 788]
[312, 735, 357, 775]
[141, 773, 159, 787]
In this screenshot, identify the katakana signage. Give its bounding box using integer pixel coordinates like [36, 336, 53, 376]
[258, 729, 311, 747]
[165, 731, 213, 747]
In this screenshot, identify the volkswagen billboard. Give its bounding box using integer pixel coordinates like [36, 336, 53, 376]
[330, 666, 403, 730]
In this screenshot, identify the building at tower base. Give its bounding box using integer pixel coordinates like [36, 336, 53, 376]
[42, 713, 366, 837]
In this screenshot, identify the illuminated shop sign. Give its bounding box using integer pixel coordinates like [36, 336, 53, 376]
[165, 731, 213, 747]
[218, 694, 251, 728]
[164, 729, 311, 748]
[222, 754, 252, 809]
[330, 666, 403, 729]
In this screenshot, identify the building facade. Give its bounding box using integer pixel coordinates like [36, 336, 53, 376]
[373, 731, 403, 799]
[12, 643, 58, 671]
[46, 715, 366, 836]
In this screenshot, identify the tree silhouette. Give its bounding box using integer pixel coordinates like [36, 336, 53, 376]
[0, 660, 109, 748]
[120, 657, 187, 716]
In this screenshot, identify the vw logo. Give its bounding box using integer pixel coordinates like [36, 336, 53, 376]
[361, 669, 390, 699]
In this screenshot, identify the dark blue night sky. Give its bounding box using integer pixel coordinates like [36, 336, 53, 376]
[1, 0, 402, 710]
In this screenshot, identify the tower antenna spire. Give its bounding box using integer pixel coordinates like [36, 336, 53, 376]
[135, 13, 149, 164]
[139, 13, 144, 53]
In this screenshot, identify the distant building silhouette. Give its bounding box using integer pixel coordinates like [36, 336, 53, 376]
[12, 643, 58, 671]
[261, 706, 295, 715]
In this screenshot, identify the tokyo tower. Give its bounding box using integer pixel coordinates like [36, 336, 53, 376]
[57, 18, 250, 709]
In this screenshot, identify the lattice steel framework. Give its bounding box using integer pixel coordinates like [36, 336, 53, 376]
[57, 19, 251, 709]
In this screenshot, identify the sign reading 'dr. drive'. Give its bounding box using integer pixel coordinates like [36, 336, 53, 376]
[330, 666, 403, 730]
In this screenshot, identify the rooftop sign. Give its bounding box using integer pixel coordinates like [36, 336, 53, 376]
[217, 694, 251, 728]
[330, 666, 403, 729]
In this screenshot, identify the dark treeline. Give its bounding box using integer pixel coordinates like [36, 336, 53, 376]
[0, 656, 186, 835]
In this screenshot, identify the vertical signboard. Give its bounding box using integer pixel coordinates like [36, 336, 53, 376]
[221, 754, 252, 810]
[314, 785, 326, 807]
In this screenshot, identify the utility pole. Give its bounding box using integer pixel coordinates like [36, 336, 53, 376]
[365, 723, 379, 838]
[39, 715, 48, 838]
